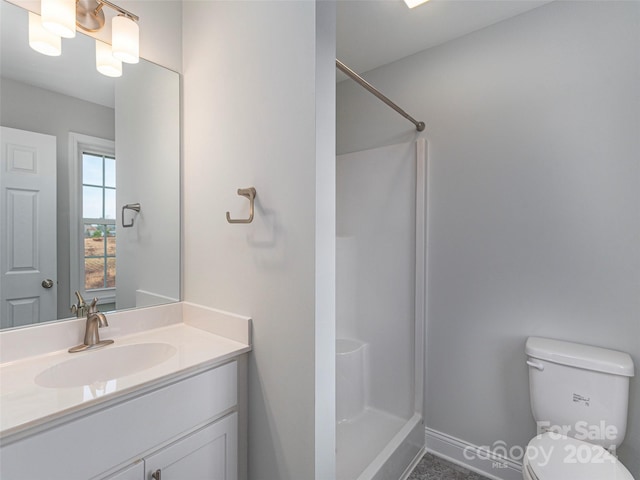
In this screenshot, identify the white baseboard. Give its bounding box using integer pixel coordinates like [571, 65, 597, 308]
[425, 428, 523, 480]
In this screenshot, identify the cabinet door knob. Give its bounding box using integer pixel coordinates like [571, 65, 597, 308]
[151, 469, 161, 480]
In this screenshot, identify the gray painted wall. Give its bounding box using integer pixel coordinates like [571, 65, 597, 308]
[182, 2, 335, 479]
[0, 78, 115, 320]
[337, 1, 640, 476]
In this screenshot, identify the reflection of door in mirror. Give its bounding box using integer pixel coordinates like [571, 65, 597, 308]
[0, 127, 57, 327]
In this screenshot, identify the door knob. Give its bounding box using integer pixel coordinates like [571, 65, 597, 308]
[42, 279, 54, 289]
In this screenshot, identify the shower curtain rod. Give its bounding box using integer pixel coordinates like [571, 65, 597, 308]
[336, 59, 426, 132]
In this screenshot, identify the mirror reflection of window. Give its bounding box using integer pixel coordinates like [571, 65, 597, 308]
[82, 153, 116, 292]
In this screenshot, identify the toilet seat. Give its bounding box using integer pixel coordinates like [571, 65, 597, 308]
[523, 432, 634, 480]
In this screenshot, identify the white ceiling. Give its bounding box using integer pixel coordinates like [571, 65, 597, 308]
[337, 0, 553, 79]
[1, 0, 553, 104]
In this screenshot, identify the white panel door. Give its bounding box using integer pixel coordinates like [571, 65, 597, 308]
[0, 126, 57, 328]
[144, 413, 238, 480]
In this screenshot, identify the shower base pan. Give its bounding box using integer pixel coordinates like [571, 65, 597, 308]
[337, 408, 423, 480]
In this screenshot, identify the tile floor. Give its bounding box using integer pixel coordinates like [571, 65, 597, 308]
[408, 453, 492, 480]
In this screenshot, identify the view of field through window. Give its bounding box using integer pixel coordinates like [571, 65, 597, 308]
[82, 153, 116, 290]
[84, 224, 116, 289]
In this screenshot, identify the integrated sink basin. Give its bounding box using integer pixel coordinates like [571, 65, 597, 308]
[35, 343, 177, 388]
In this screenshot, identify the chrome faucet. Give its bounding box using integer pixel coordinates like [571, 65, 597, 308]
[69, 298, 114, 353]
[70, 291, 88, 318]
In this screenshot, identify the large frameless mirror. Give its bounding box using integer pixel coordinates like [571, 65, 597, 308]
[0, 0, 180, 330]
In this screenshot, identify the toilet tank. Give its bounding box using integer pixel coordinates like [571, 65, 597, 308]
[526, 337, 635, 450]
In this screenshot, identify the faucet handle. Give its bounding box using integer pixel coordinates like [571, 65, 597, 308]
[74, 290, 86, 306]
[71, 291, 89, 318]
[88, 297, 100, 314]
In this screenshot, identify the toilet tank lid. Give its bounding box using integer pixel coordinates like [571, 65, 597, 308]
[526, 337, 635, 377]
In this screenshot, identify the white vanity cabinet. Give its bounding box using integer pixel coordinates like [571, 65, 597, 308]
[0, 359, 245, 480]
[143, 413, 237, 480]
[105, 413, 237, 480]
[105, 462, 144, 480]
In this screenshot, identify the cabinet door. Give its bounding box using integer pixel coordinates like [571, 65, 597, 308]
[103, 460, 144, 480]
[144, 413, 237, 480]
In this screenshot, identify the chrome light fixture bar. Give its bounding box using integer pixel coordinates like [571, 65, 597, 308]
[77, 0, 140, 65]
[76, 0, 139, 32]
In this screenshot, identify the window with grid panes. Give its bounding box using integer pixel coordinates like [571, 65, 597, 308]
[82, 152, 116, 291]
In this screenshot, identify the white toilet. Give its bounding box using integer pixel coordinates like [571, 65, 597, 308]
[524, 337, 636, 480]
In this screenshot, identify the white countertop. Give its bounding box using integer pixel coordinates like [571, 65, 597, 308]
[0, 303, 251, 441]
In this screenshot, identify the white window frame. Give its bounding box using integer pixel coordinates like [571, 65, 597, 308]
[69, 133, 116, 307]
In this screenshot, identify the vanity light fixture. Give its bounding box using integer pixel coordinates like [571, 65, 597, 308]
[403, 0, 430, 8]
[111, 14, 139, 64]
[41, 0, 76, 38]
[28, 12, 62, 56]
[28, 0, 139, 76]
[96, 39, 122, 77]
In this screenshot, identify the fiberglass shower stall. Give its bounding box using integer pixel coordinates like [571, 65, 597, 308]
[336, 138, 426, 480]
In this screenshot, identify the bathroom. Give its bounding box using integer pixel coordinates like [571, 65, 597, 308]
[0, 0, 639, 479]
